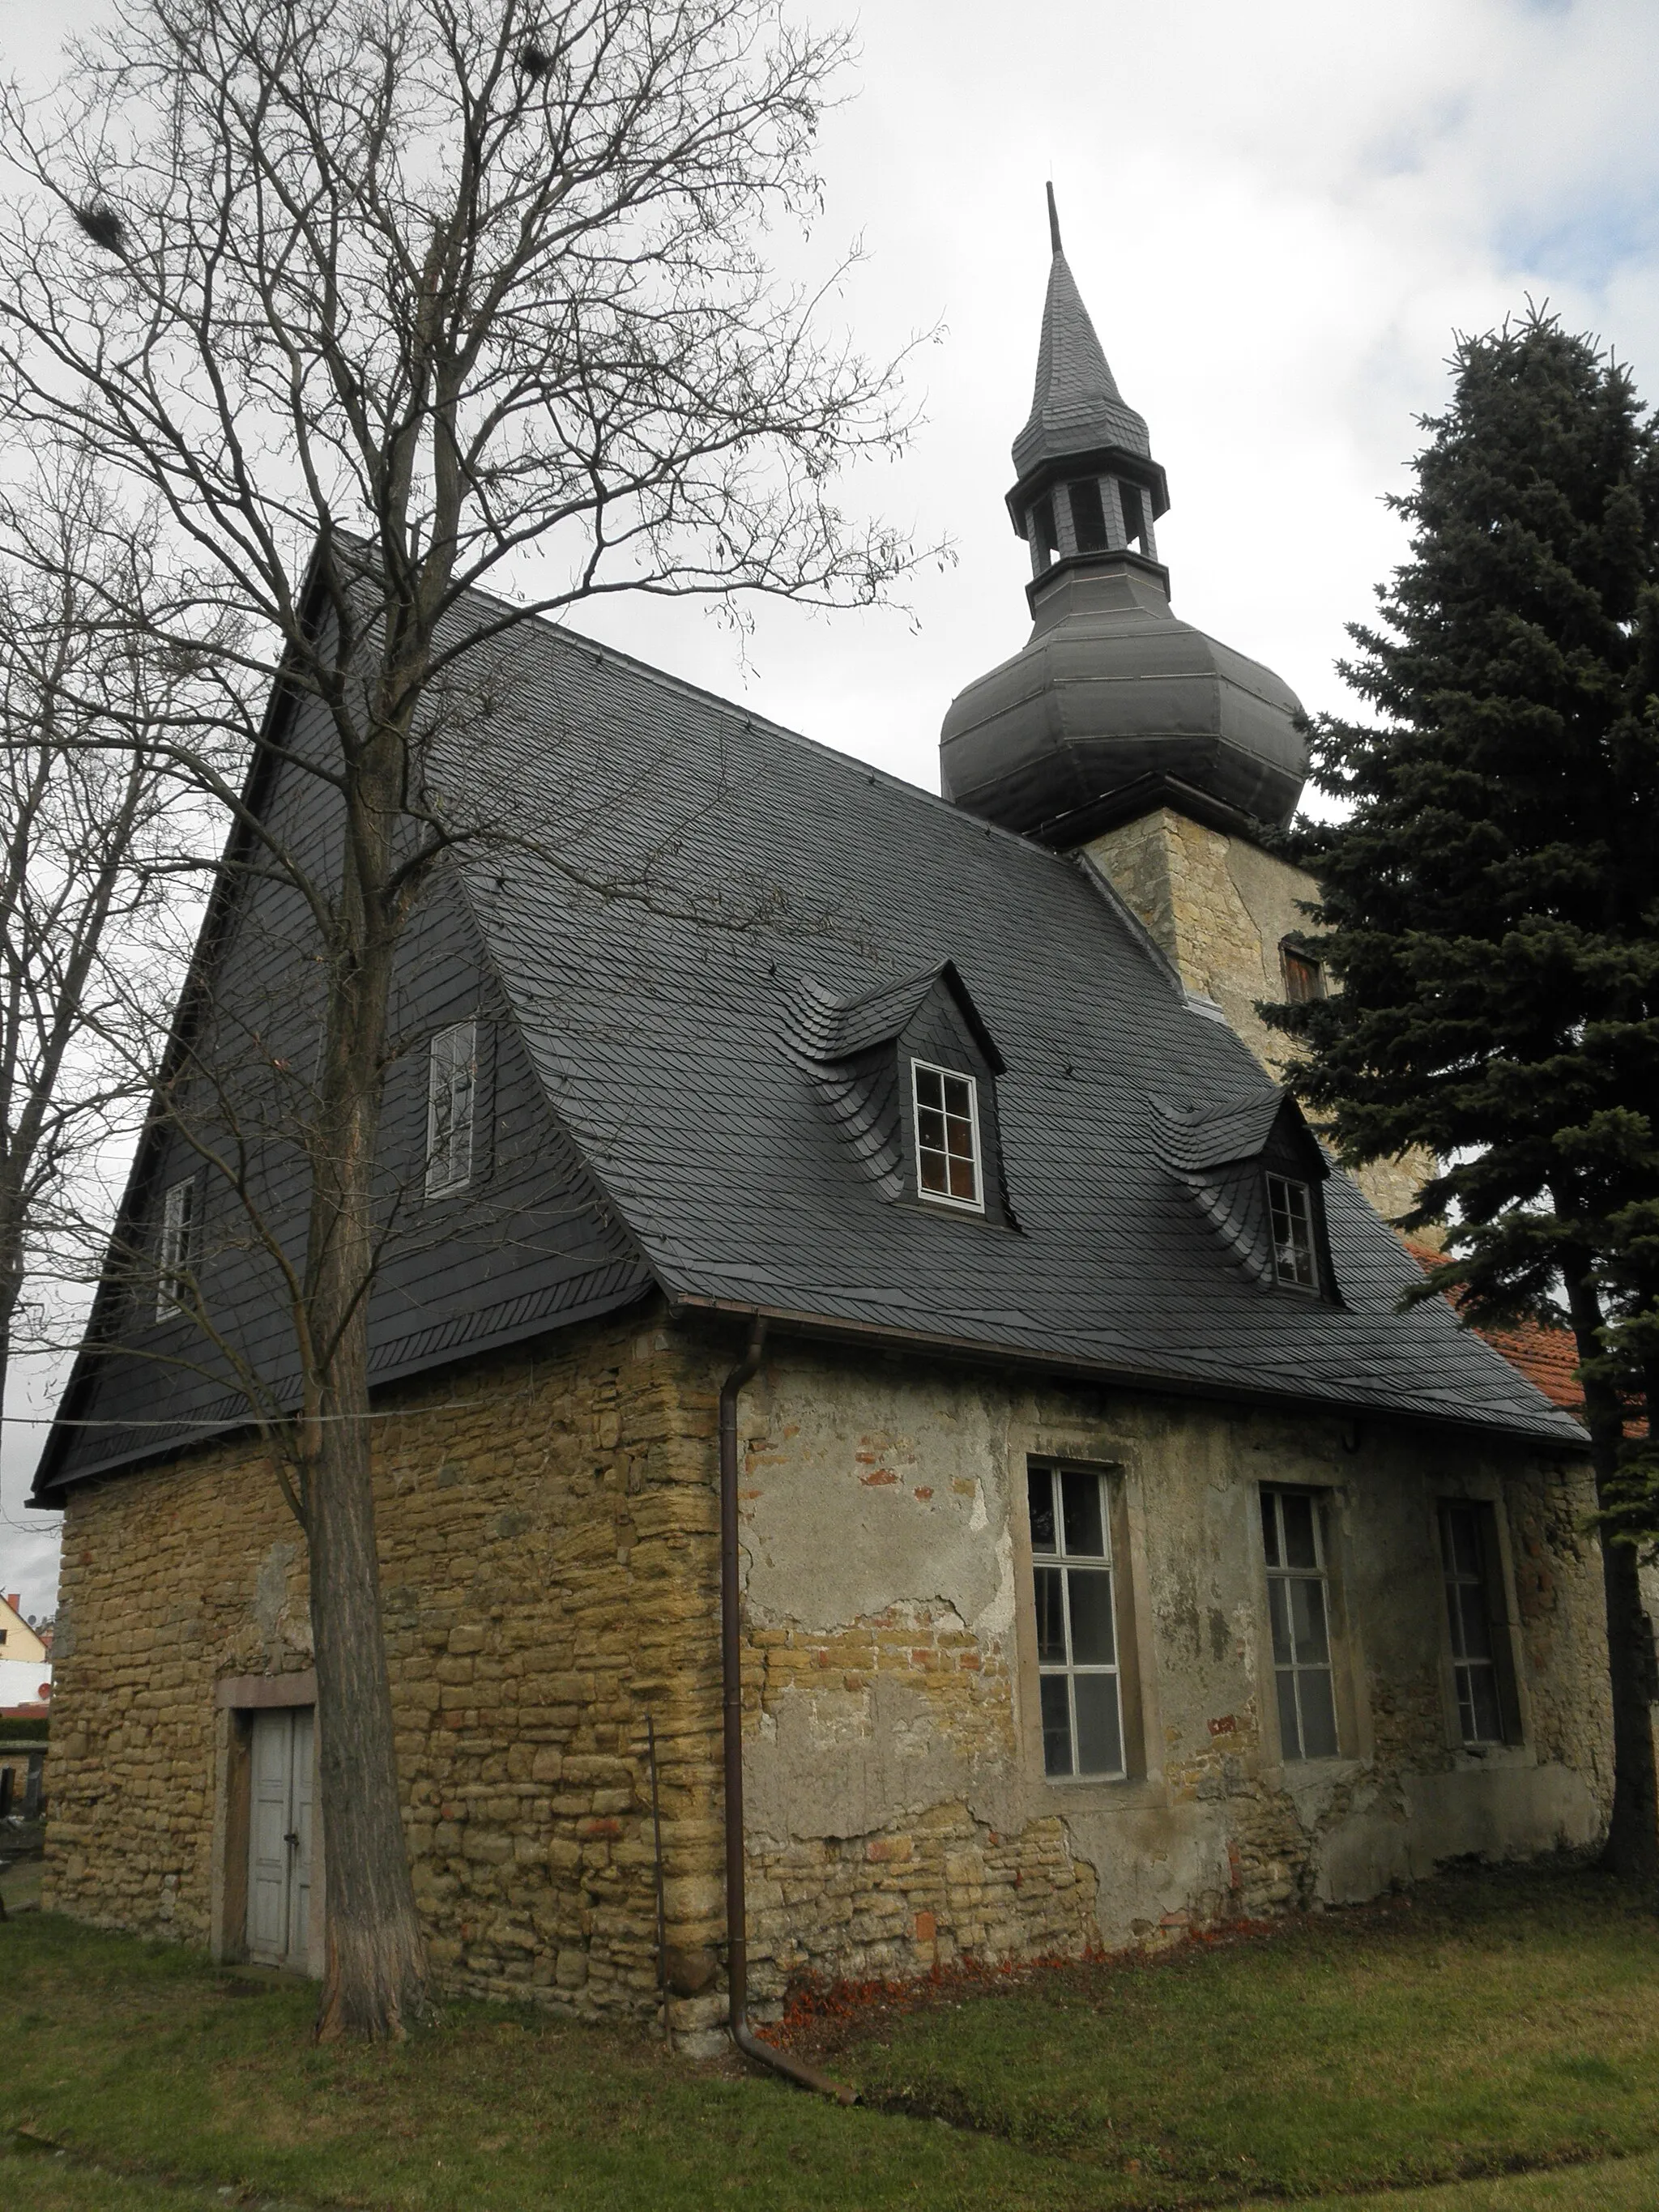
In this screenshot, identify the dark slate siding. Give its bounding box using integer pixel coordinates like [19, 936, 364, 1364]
[36, 675, 649, 1495]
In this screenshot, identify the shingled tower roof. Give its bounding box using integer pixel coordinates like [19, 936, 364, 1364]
[1012, 185, 1153, 478]
[940, 188, 1307, 842]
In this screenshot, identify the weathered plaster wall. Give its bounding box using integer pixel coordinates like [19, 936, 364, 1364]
[735, 1338, 1610, 1999]
[43, 1309, 1609, 2045]
[1084, 808, 1430, 1231]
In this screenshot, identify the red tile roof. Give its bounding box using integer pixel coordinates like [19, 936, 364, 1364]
[1404, 1241, 1586, 1417]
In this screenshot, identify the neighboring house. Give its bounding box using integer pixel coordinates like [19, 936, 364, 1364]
[0, 1731, 47, 1822]
[0, 1593, 52, 1718]
[30, 207, 1610, 2045]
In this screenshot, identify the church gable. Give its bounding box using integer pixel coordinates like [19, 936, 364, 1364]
[35, 651, 649, 1498]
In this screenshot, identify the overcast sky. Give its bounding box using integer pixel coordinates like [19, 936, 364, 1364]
[3, 0, 1657, 1615]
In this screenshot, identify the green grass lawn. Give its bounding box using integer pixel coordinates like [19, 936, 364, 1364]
[6, 1864, 1659, 2210]
[2, 1851, 45, 1912]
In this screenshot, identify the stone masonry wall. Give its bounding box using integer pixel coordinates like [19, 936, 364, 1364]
[1085, 808, 1431, 1231]
[45, 1303, 733, 2039]
[43, 1308, 1610, 2039]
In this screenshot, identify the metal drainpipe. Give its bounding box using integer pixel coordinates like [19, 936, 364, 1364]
[720, 1314, 856, 2104]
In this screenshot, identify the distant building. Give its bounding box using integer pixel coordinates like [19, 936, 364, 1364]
[0, 1592, 51, 1718]
[32, 197, 1610, 2044]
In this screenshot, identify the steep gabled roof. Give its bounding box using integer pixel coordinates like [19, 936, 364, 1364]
[35, 592, 1586, 1498]
[440, 605, 1576, 1445]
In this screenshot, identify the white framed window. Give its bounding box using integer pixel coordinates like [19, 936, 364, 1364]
[1439, 1501, 1518, 1745]
[911, 1059, 983, 1212]
[1266, 1172, 1318, 1290]
[156, 1174, 196, 1322]
[1261, 1487, 1339, 1760]
[425, 1020, 477, 1199]
[1029, 1464, 1124, 1779]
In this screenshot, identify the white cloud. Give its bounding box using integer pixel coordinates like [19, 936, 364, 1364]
[544, 0, 1659, 795]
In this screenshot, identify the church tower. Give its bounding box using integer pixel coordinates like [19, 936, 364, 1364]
[941, 190, 1422, 1225]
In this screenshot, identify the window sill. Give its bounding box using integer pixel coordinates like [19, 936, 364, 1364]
[900, 1193, 992, 1221]
[1446, 1741, 1533, 1770]
[1034, 1771, 1168, 1813]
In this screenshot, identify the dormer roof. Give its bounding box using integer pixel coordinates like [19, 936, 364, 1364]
[1154, 1090, 1329, 1179]
[788, 961, 1006, 1075]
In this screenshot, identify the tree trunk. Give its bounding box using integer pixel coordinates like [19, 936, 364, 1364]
[305, 727, 431, 2040]
[308, 1343, 429, 2039]
[1564, 1266, 1659, 1885]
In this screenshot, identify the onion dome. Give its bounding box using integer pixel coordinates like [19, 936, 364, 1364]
[940, 188, 1307, 844]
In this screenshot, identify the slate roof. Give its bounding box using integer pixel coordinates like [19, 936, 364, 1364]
[440, 608, 1581, 1448]
[1153, 1093, 1316, 1177]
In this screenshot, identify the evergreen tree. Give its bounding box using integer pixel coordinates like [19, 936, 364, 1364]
[1282, 309, 1659, 1881]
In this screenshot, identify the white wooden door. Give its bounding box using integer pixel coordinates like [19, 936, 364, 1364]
[247, 1708, 313, 1968]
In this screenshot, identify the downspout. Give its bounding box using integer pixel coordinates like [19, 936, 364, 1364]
[719, 1314, 856, 2103]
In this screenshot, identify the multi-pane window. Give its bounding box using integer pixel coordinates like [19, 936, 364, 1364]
[1261, 1488, 1339, 1760]
[1029, 1464, 1124, 1779]
[1266, 1173, 1318, 1291]
[1439, 1502, 1516, 1745]
[155, 1175, 196, 1322]
[1282, 946, 1327, 1003]
[425, 1020, 477, 1199]
[912, 1061, 982, 1211]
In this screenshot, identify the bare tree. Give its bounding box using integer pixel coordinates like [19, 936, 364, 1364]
[0, 0, 926, 2037]
[0, 454, 228, 1459]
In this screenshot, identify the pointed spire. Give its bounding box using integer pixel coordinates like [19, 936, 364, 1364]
[1012, 187, 1152, 484]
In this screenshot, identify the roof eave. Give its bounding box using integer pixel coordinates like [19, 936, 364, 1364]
[663, 1292, 1589, 1453]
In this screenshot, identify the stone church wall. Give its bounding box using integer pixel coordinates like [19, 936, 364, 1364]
[42, 1304, 1610, 2043]
[44, 1305, 736, 2040]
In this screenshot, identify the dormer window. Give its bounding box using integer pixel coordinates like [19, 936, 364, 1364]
[911, 1061, 983, 1212]
[1155, 1090, 1340, 1304]
[785, 965, 1012, 1225]
[1267, 1173, 1318, 1291]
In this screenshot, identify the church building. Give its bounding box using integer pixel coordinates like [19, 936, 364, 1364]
[32, 202, 1610, 2056]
